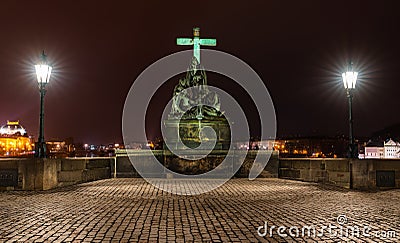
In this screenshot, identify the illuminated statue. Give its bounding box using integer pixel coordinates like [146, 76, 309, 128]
[164, 28, 230, 153]
[169, 57, 222, 119]
[170, 28, 221, 119]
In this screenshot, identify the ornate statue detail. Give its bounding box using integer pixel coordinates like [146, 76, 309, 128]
[169, 57, 222, 119]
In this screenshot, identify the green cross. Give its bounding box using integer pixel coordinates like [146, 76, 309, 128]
[176, 27, 217, 64]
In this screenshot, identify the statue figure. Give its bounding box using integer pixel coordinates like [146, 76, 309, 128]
[169, 57, 223, 119]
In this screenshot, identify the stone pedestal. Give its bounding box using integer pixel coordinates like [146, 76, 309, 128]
[163, 118, 230, 151]
[163, 118, 231, 175]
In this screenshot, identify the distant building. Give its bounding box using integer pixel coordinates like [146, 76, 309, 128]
[364, 141, 384, 159]
[0, 120, 27, 136]
[361, 139, 400, 159]
[233, 137, 351, 158]
[273, 137, 348, 158]
[46, 140, 76, 158]
[235, 140, 274, 150]
[384, 139, 400, 158]
[0, 120, 33, 156]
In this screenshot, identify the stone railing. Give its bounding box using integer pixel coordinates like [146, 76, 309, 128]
[114, 149, 279, 178]
[279, 158, 400, 190]
[0, 157, 112, 191]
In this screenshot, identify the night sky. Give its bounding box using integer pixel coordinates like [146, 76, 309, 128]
[1, 1, 399, 145]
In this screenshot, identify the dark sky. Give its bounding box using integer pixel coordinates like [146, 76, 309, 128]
[0, 1, 399, 144]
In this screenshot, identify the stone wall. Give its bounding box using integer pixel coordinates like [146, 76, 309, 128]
[0, 150, 278, 191]
[352, 159, 400, 190]
[0, 158, 58, 190]
[0, 157, 112, 191]
[58, 158, 112, 187]
[4, 155, 397, 191]
[279, 158, 400, 190]
[115, 150, 279, 178]
[235, 151, 279, 178]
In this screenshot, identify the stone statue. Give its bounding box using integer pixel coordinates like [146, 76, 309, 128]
[169, 57, 223, 119]
[164, 28, 230, 153]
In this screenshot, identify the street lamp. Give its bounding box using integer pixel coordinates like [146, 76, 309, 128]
[34, 51, 52, 158]
[342, 61, 358, 158]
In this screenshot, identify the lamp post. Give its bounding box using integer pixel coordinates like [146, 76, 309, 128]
[342, 61, 358, 158]
[34, 51, 52, 158]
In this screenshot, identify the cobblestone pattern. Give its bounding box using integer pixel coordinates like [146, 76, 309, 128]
[0, 178, 399, 242]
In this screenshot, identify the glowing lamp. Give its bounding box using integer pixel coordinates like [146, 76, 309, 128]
[342, 61, 359, 159]
[35, 51, 52, 84]
[35, 64, 52, 84]
[342, 71, 358, 89]
[34, 51, 52, 158]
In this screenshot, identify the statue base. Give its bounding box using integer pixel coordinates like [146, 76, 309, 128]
[163, 118, 230, 151]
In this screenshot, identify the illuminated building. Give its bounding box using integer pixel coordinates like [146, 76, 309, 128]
[384, 139, 400, 158]
[362, 139, 400, 159]
[363, 142, 384, 159]
[0, 121, 33, 156]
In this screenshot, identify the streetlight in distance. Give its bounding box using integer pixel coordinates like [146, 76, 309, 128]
[34, 51, 52, 158]
[342, 61, 358, 158]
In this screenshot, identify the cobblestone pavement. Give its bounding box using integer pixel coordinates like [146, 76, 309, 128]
[0, 178, 399, 242]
